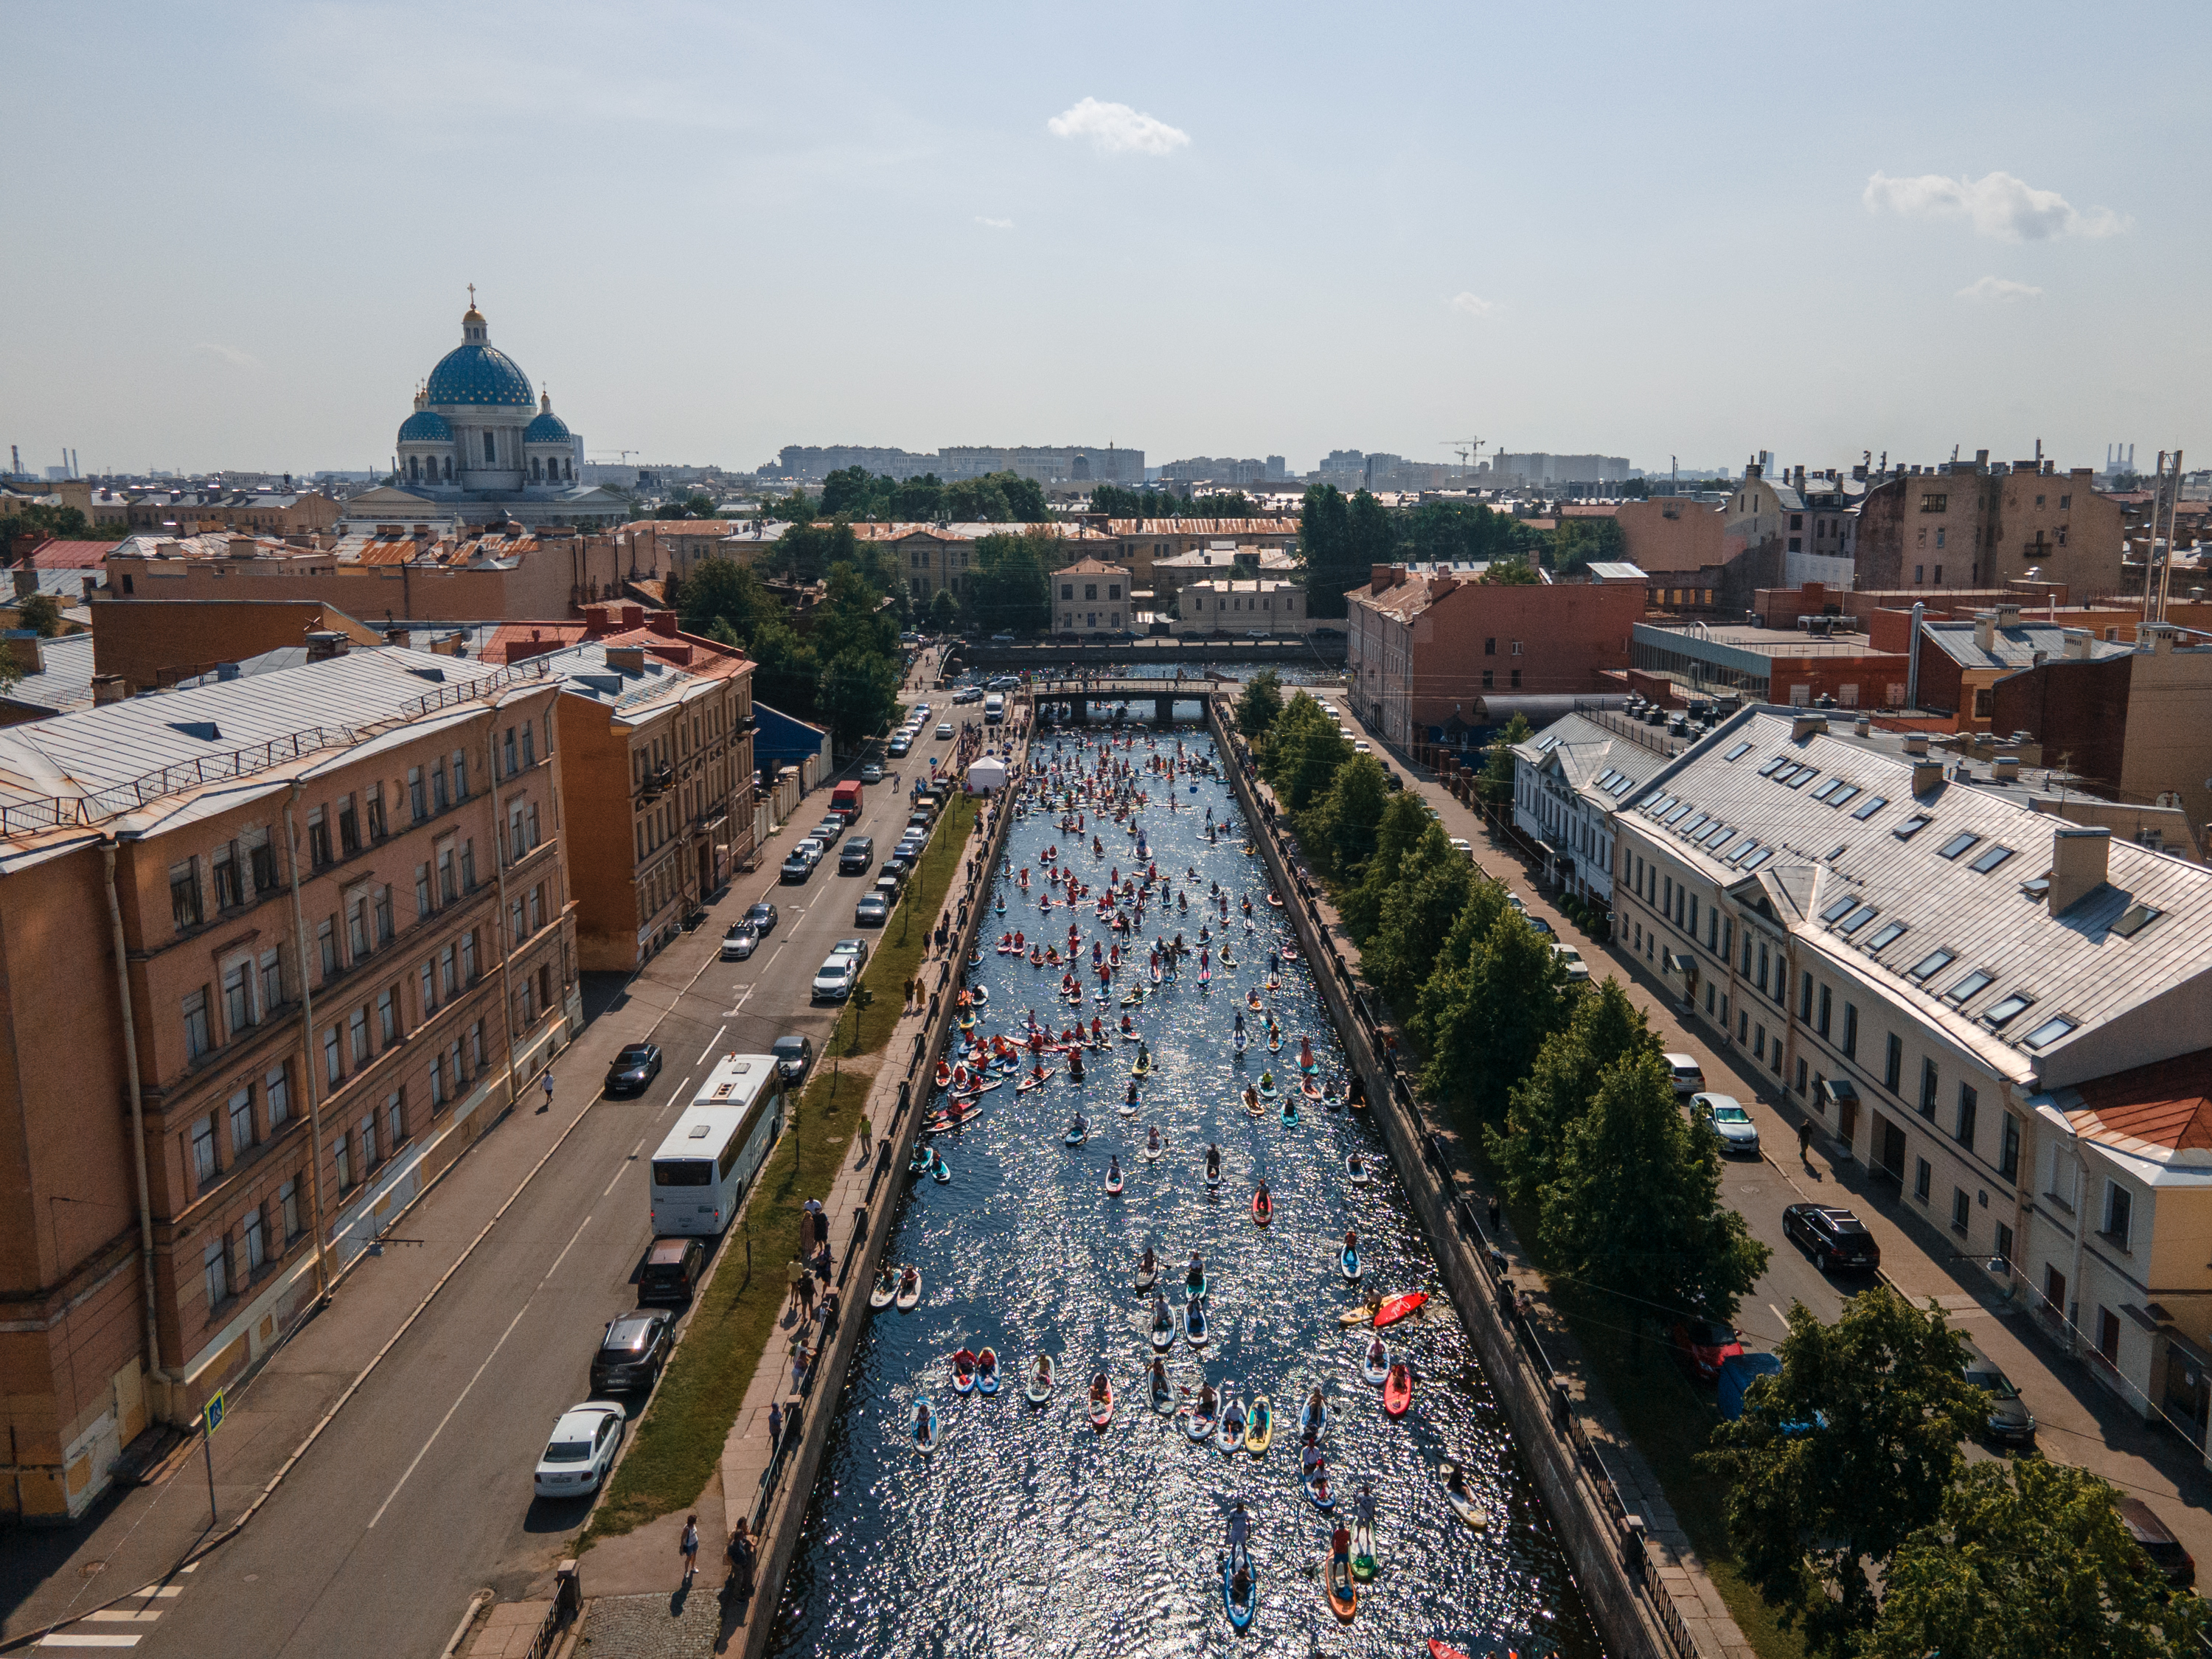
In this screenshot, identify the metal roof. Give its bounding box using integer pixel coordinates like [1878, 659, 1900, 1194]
[0, 633, 97, 716]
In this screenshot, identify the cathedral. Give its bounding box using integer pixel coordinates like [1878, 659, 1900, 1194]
[345, 293, 627, 529]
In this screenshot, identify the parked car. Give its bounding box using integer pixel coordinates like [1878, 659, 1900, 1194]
[855, 894, 889, 925]
[1668, 1315, 1745, 1382]
[829, 937, 871, 970]
[793, 838, 826, 868]
[2117, 1497, 2196, 1587]
[772, 1033, 814, 1082]
[1783, 1203, 1882, 1273]
[888, 734, 911, 757]
[838, 836, 874, 874]
[1448, 838, 1472, 856]
[1692, 1093, 1759, 1156]
[812, 958, 858, 1001]
[589, 1311, 672, 1394]
[1552, 944, 1590, 982]
[604, 1043, 662, 1096]
[913, 703, 931, 718]
[1352, 740, 1372, 754]
[882, 854, 913, 881]
[1526, 914, 1556, 938]
[860, 762, 883, 783]
[1664, 1053, 1706, 1096]
[935, 722, 953, 740]
[534, 1402, 625, 1498]
[745, 900, 778, 936]
[1960, 1342, 2037, 1448]
[720, 923, 758, 961]
[990, 631, 1018, 643]
[639, 1236, 706, 1304]
[779, 852, 813, 884]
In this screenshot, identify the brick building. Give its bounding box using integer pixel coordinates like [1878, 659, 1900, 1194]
[0, 644, 577, 1520]
[1853, 461, 2126, 598]
[1346, 564, 1646, 748]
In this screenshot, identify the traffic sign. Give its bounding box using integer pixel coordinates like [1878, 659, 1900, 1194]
[202, 1388, 226, 1436]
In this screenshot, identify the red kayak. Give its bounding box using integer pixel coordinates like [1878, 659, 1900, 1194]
[1383, 1361, 1413, 1417]
[1252, 1192, 1273, 1227]
[1427, 1644, 1472, 1659]
[1374, 1290, 1428, 1328]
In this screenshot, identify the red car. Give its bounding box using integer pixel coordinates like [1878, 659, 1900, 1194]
[1669, 1316, 1744, 1382]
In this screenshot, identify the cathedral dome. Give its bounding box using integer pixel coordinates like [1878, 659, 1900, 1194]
[524, 392, 571, 445]
[425, 341, 534, 408]
[398, 407, 453, 442]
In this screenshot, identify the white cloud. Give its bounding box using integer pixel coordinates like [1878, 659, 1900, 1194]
[1955, 275, 2044, 303]
[1863, 170, 2126, 242]
[1449, 292, 1498, 318]
[192, 342, 262, 369]
[975, 216, 1014, 230]
[1046, 97, 1189, 157]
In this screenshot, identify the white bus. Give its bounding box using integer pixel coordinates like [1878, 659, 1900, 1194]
[649, 1054, 785, 1237]
[983, 692, 1005, 724]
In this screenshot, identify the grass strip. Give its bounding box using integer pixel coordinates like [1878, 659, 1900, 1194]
[582, 1062, 867, 1544]
[834, 792, 981, 1058]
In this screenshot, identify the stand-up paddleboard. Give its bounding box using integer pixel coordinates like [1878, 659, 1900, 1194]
[1326, 1546, 1357, 1621]
[1352, 1515, 1377, 1581]
[1088, 1378, 1115, 1429]
[1215, 1396, 1246, 1454]
[1105, 1164, 1124, 1196]
[912, 1397, 938, 1453]
[1186, 1398, 1217, 1442]
[1340, 1243, 1360, 1281]
[1135, 1259, 1158, 1293]
[1024, 1354, 1054, 1404]
[1245, 1396, 1273, 1453]
[1186, 1300, 1209, 1346]
[1374, 1290, 1428, 1328]
[870, 1268, 898, 1310]
[1383, 1362, 1413, 1418]
[1361, 1336, 1391, 1386]
[895, 1270, 922, 1312]
[976, 1348, 999, 1395]
[1251, 1191, 1273, 1228]
[1440, 1463, 1486, 1528]
[1346, 1152, 1371, 1186]
[1222, 1542, 1256, 1630]
[951, 1350, 976, 1395]
[1150, 1301, 1177, 1352]
[1150, 1368, 1174, 1413]
[1300, 1394, 1328, 1439]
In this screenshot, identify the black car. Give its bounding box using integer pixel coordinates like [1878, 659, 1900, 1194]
[604, 1043, 662, 1096]
[639, 1237, 707, 1305]
[2117, 1497, 2196, 1587]
[1783, 1203, 1882, 1273]
[588, 1311, 672, 1394]
[838, 836, 874, 875]
[745, 901, 778, 936]
[881, 854, 911, 883]
[780, 853, 812, 884]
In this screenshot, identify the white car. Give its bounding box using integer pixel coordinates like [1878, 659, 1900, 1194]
[794, 838, 826, 867]
[935, 722, 953, 740]
[1448, 838, 1472, 856]
[535, 1402, 625, 1498]
[1552, 944, 1590, 982]
[812, 956, 858, 1001]
[720, 924, 758, 961]
[1693, 1093, 1760, 1155]
[1665, 1053, 1706, 1096]
[1353, 740, 1372, 754]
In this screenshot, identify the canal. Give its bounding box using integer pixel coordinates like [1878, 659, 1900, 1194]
[771, 720, 1604, 1658]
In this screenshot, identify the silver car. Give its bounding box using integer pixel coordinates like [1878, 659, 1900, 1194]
[1692, 1093, 1759, 1155]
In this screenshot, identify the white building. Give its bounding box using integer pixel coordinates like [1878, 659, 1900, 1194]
[1610, 707, 2212, 1448]
[1509, 712, 1683, 905]
[1170, 576, 1312, 636]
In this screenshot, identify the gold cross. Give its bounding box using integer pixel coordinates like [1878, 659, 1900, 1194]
[467, 282, 476, 309]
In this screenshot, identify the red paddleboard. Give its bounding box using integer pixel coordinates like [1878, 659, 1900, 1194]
[1383, 1362, 1413, 1417]
[1251, 1192, 1273, 1227]
[1374, 1291, 1428, 1328]
[1427, 1644, 1471, 1659]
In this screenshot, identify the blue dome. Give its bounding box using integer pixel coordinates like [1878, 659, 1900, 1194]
[425, 343, 534, 408]
[398, 408, 453, 442]
[524, 410, 572, 445]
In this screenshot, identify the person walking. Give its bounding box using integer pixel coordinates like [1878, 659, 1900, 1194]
[797, 1271, 816, 1320]
[767, 1399, 784, 1450]
[785, 1253, 806, 1315]
[538, 1070, 554, 1113]
[791, 1345, 810, 1394]
[1798, 1117, 1814, 1162]
[813, 1206, 830, 1253]
[680, 1514, 700, 1583]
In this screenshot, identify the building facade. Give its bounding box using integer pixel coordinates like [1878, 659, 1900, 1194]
[0, 646, 579, 1520]
[1054, 557, 1133, 634]
[1509, 712, 1682, 903]
[1169, 576, 1312, 636]
[1853, 462, 2126, 599]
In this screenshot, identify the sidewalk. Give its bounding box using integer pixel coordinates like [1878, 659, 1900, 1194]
[1318, 689, 2212, 1602]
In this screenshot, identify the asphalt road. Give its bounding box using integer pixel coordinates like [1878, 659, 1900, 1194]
[136, 710, 965, 1658]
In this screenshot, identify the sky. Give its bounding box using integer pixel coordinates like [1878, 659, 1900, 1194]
[4, 0, 2208, 481]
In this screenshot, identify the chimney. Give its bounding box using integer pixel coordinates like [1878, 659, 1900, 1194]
[2047, 826, 2111, 914]
[1911, 757, 1944, 794]
[10, 568, 32, 599]
[647, 611, 680, 639]
[1428, 573, 1458, 600]
[606, 645, 647, 675]
[620, 604, 645, 630]
[1994, 603, 2021, 628]
[2143, 622, 2180, 655]
[92, 674, 128, 705]
[215, 662, 240, 682]
[1370, 565, 1399, 593]
[1791, 713, 1828, 740]
[1972, 611, 1997, 653]
[386, 626, 411, 650]
[304, 630, 348, 661]
[4, 634, 43, 677]
[2062, 627, 2093, 660]
[582, 605, 614, 638]
[1992, 752, 2020, 781]
[1902, 732, 1930, 755]
[227, 535, 257, 559]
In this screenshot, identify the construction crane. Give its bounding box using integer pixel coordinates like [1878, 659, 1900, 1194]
[1439, 436, 1484, 479]
[588, 450, 639, 464]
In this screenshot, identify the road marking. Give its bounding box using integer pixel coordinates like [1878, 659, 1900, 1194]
[1768, 1304, 1787, 1327]
[81, 1613, 162, 1622]
[368, 1298, 532, 1528]
[37, 1637, 143, 1648]
[696, 1024, 727, 1065]
[546, 1214, 593, 1280]
[655, 1077, 693, 1124]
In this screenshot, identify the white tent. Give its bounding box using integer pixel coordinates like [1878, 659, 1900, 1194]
[965, 756, 1008, 793]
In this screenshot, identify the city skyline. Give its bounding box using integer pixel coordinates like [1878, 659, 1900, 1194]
[2, 1, 2205, 477]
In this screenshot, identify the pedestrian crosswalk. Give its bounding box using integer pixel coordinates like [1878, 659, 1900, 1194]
[37, 1565, 192, 1648]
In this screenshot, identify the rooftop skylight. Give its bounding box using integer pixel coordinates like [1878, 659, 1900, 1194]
[1981, 992, 2034, 1029]
[1893, 813, 1933, 840]
[2021, 1015, 2077, 1050]
[1969, 844, 2015, 874]
[1944, 969, 1995, 1004]
[1907, 948, 1955, 981]
[2112, 902, 2164, 939]
[1937, 831, 1979, 860]
[1865, 921, 1908, 951]
[1723, 740, 1753, 762]
[1850, 794, 1887, 819]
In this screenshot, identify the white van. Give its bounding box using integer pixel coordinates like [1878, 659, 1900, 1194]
[984, 692, 1005, 724]
[649, 1055, 784, 1236]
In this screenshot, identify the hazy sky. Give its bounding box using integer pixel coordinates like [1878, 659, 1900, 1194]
[4, 1, 2205, 479]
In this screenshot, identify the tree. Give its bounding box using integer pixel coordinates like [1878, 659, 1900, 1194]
[969, 529, 1054, 636]
[0, 503, 108, 563]
[893, 473, 945, 521]
[1339, 791, 1435, 942]
[17, 593, 65, 637]
[1411, 901, 1567, 1122]
[810, 563, 898, 665]
[1538, 1051, 1770, 1352]
[1235, 669, 1284, 739]
[1256, 692, 1351, 812]
[817, 647, 900, 751]
[1298, 484, 1356, 618]
[1478, 712, 1531, 806]
[1865, 1460, 2206, 1659]
[1346, 488, 1396, 576]
[1702, 1285, 1987, 1658]
[817, 466, 880, 517]
[926, 588, 960, 632]
[1489, 979, 1660, 1212]
[1481, 556, 1540, 585]
[1363, 825, 1477, 1010]
[1294, 752, 1388, 880]
[1550, 515, 1627, 578]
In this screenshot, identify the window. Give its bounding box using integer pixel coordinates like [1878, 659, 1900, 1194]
[250, 836, 279, 894]
[1817, 984, 1832, 1037]
[366, 785, 386, 841]
[280, 1178, 300, 1239]
[223, 961, 254, 1034]
[244, 1203, 266, 1273]
[324, 1026, 342, 1086]
[1511, 641, 1523, 655]
[190, 1115, 218, 1186]
[349, 1006, 369, 1065]
[1826, 785, 1860, 808]
[1509, 669, 1521, 689]
[1981, 992, 2033, 1029]
[1952, 1188, 1971, 1234]
[1722, 740, 1753, 762]
[1907, 948, 1954, 982]
[204, 1237, 230, 1309]
[170, 860, 203, 931]
[229, 1086, 254, 1156]
[1999, 1112, 2021, 1182]
[1921, 493, 1947, 512]
[335, 1135, 351, 1192]
[266, 1064, 290, 1130]
[260, 949, 284, 1013]
[1842, 1003, 1859, 1058]
[1850, 794, 1888, 820]
[183, 988, 212, 1060]
[408, 767, 428, 823]
[470, 1020, 486, 1069]
[2112, 902, 2163, 939]
[1969, 844, 2014, 874]
[1484, 637, 1496, 656]
[2021, 1014, 2076, 1050]
[360, 1113, 378, 1171]
[1915, 1158, 1932, 1201]
[431, 765, 449, 814]
[307, 807, 332, 867]
[453, 751, 470, 801]
[1938, 831, 1979, 860]
[1865, 921, 1907, 952]
[1944, 969, 1994, 1004]
[338, 795, 361, 858]
[1481, 669, 1493, 689]
[377, 987, 398, 1046]
[438, 845, 456, 903]
[521, 723, 535, 768]
[1893, 813, 1932, 840]
[430, 1054, 446, 1108]
[1884, 1032, 1904, 1091]
[502, 727, 518, 776]
[1799, 971, 1813, 1020]
[1956, 1083, 1978, 1150]
[212, 844, 244, 911]
[1919, 1057, 1939, 1118]
[348, 897, 370, 959]
[439, 943, 456, 999]
[461, 840, 476, 891]
[1839, 905, 1877, 935]
[2104, 1183, 2132, 1250]
[386, 1091, 405, 1151]
[461, 931, 478, 983]
[416, 864, 432, 919]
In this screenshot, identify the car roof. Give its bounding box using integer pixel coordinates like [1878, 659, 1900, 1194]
[772, 1034, 807, 1051]
[552, 1405, 616, 1436]
[647, 1237, 697, 1262]
[1665, 1052, 1700, 1067]
[617, 1043, 655, 1057]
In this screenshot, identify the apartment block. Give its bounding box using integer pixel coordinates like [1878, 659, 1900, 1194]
[1854, 462, 2126, 598]
[0, 647, 579, 1520]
